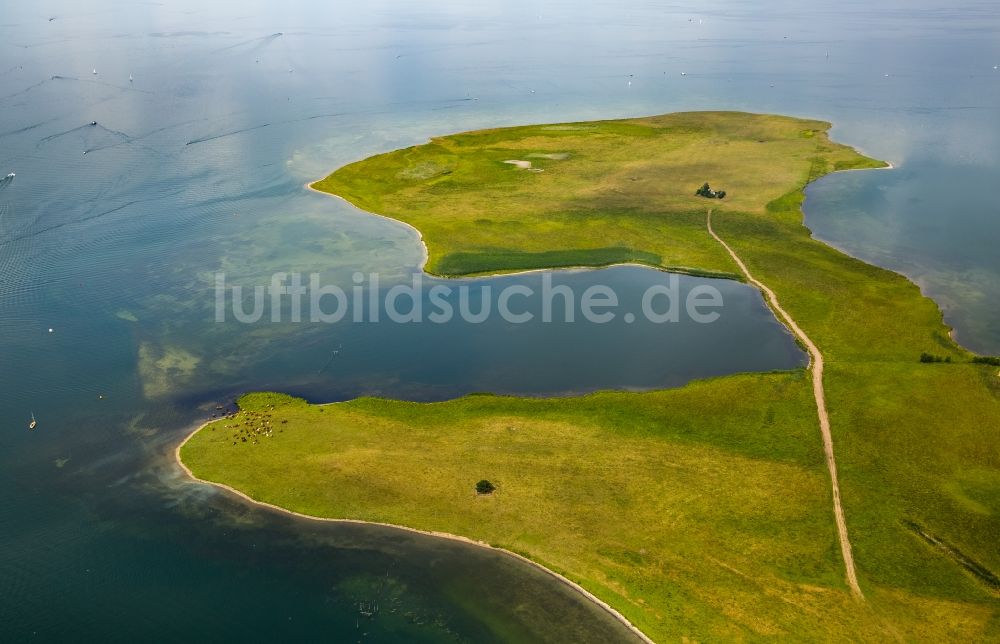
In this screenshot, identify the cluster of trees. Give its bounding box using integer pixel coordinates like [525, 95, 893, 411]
[695, 183, 726, 199]
[918, 353, 1000, 365]
[919, 353, 1000, 365]
[475, 479, 496, 495]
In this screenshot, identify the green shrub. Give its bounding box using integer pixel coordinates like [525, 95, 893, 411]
[695, 182, 726, 199]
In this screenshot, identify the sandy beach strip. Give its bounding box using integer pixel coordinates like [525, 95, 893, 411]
[174, 419, 654, 643]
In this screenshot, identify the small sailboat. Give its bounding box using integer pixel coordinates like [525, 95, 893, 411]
[129, 73, 133, 82]
[92, 68, 97, 75]
[28, 412, 36, 430]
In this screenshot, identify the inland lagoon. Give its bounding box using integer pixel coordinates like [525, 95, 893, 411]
[2, 1, 998, 641]
[182, 111, 998, 640]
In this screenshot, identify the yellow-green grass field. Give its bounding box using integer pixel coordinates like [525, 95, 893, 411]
[311, 111, 880, 278]
[183, 112, 999, 641]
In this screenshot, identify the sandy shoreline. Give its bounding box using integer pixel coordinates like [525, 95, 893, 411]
[805, 161, 965, 347]
[170, 149, 971, 642]
[174, 419, 654, 643]
[836, 160, 895, 172]
[305, 181, 431, 272]
[304, 181, 738, 283]
[303, 159, 895, 284]
[176, 153, 961, 640]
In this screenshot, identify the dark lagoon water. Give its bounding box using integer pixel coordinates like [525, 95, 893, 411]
[1, 0, 998, 641]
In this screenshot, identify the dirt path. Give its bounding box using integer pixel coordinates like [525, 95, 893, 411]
[706, 210, 864, 599]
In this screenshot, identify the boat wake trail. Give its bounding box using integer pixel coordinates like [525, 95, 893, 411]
[0, 193, 180, 249]
[186, 122, 273, 145]
[84, 118, 208, 155]
[185, 110, 359, 145]
[211, 32, 283, 54]
[37, 122, 132, 154]
[0, 78, 51, 102]
[36, 122, 98, 144]
[0, 118, 58, 140]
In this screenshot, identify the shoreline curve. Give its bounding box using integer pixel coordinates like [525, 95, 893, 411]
[181, 125, 966, 641]
[304, 181, 742, 283]
[174, 419, 655, 644]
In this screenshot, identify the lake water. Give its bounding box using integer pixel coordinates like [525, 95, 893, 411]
[1, 0, 997, 641]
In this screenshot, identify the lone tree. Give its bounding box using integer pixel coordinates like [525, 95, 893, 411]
[695, 182, 726, 199]
[475, 479, 496, 495]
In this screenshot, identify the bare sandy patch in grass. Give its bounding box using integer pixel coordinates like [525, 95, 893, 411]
[504, 159, 544, 172]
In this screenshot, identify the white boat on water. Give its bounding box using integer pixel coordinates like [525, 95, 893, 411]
[28, 412, 36, 430]
[5, 172, 14, 179]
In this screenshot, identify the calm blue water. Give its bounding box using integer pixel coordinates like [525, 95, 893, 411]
[1, 0, 998, 641]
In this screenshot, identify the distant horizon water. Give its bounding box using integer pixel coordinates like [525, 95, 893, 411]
[1, 0, 998, 641]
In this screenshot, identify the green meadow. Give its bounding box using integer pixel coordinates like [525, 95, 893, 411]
[311, 111, 880, 279]
[183, 112, 999, 641]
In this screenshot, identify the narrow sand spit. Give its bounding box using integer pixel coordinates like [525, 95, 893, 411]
[706, 209, 864, 600]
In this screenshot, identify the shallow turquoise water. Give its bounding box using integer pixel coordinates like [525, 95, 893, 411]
[1, 0, 997, 641]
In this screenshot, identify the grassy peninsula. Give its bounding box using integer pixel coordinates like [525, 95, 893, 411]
[182, 112, 999, 641]
[311, 111, 879, 278]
